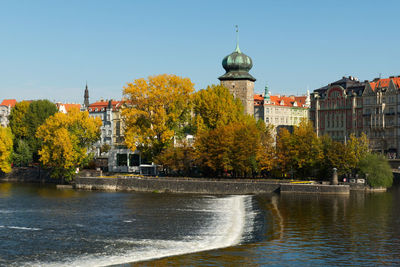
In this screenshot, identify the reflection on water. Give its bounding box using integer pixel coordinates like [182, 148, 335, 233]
[1, 182, 400, 266]
[145, 188, 400, 266]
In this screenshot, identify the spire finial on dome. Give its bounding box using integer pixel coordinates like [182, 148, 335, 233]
[235, 25, 241, 53]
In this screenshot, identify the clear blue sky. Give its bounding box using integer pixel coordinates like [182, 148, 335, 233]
[1, 0, 399, 103]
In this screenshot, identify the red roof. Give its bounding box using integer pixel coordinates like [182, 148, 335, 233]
[88, 100, 122, 112]
[56, 103, 81, 113]
[370, 77, 400, 90]
[254, 94, 308, 108]
[0, 99, 17, 107]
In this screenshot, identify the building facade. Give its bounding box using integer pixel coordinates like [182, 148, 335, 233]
[254, 85, 310, 134]
[362, 77, 400, 156]
[88, 99, 142, 172]
[310, 76, 365, 142]
[310, 75, 400, 157]
[0, 99, 17, 127]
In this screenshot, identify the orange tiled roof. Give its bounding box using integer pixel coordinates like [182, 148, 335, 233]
[88, 100, 122, 112]
[56, 103, 81, 113]
[370, 77, 400, 90]
[64, 103, 81, 112]
[0, 99, 17, 107]
[254, 94, 308, 108]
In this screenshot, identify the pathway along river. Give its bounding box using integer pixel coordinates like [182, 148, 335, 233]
[0, 182, 399, 266]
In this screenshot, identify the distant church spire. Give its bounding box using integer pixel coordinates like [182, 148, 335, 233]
[84, 82, 89, 109]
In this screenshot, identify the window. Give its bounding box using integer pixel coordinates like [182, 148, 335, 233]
[117, 154, 127, 166]
[116, 121, 121, 136]
[129, 154, 140, 166]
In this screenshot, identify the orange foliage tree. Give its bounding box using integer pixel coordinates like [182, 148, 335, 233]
[122, 74, 194, 161]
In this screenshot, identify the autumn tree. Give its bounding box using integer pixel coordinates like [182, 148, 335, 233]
[0, 127, 13, 173]
[36, 108, 101, 181]
[194, 123, 234, 176]
[8, 101, 30, 141]
[122, 74, 194, 161]
[195, 117, 269, 177]
[275, 127, 294, 177]
[155, 141, 196, 176]
[318, 135, 349, 178]
[276, 119, 323, 178]
[317, 133, 369, 178]
[192, 84, 244, 132]
[229, 118, 264, 177]
[346, 133, 369, 169]
[256, 120, 276, 174]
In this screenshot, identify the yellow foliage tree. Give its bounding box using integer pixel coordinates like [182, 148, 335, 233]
[122, 74, 194, 161]
[256, 119, 276, 173]
[8, 101, 30, 140]
[195, 117, 269, 177]
[192, 84, 244, 132]
[276, 119, 323, 178]
[36, 108, 102, 181]
[346, 133, 369, 167]
[0, 127, 13, 173]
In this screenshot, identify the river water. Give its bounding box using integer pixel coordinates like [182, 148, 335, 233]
[0, 182, 399, 266]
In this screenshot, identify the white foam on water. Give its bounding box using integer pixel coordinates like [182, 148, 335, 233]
[32, 195, 254, 267]
[0, 209, 13, 214]
[1, 226, 41, 231]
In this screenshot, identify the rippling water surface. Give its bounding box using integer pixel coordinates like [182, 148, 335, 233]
[0, 182, 399, 266]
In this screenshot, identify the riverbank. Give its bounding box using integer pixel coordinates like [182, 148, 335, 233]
[74, 176, 351, 195]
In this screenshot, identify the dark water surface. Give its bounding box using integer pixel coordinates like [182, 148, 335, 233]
[0, 182, 399, 266]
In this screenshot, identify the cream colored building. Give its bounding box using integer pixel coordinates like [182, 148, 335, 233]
[254, 86, 310, 132]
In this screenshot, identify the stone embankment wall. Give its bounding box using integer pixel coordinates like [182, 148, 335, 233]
[280, 183, 350, 194]
[75, 177, 281, 194]
[0, 167, 52, 183]
[75, 177, 351, 195]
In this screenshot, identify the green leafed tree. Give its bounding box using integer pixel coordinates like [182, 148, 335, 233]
[25, 100, 58, 161]
[358, 153, 393, 188]
[12, 139, 32, 167]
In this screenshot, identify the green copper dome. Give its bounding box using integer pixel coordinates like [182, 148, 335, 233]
[219, 44, 256, 82]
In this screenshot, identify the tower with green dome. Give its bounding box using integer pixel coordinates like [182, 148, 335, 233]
[218, 27, 256, 115]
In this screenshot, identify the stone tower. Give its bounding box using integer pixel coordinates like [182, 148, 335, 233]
[84, 82, 89, 109]
[218, 32, 256, 115]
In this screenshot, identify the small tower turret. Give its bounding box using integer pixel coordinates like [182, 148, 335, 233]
[218, 26, 256, 115]
[264, 83, 270, 104]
